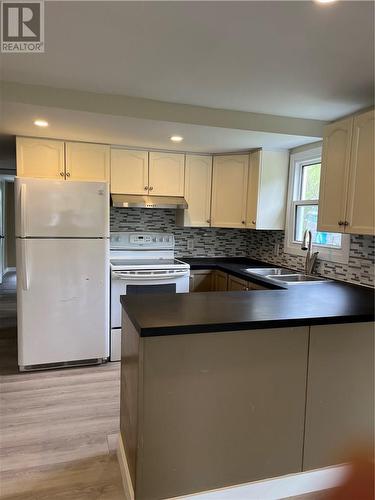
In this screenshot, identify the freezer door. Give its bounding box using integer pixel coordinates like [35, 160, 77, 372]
[15, 177, 109, 238]
[16, 238, 109, 367]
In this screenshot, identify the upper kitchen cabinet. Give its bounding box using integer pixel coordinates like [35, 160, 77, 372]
[211, 155, 249, 228]
[176, 155, 212, 227]
[345, 109, 375, 235]
[317, 117, 353, 234]
[149, 152, 185, 196]
[111, 148, 148, 195]
[246, 150, 289, 230]
[318, 109, 374, 235]
[65, 142, 110, 182]
[16, 137, 65, 179]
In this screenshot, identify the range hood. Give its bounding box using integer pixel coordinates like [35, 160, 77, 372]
[111, 194, 188, 209]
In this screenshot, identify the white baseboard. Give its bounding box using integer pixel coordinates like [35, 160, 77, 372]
[117, 433, 135, 500]
[174, 464, 349, 500]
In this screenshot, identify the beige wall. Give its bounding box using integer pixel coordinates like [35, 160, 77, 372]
[5, 181, 16, 269]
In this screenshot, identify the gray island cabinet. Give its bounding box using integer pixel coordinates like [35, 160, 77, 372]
[120, 300, 374, 500]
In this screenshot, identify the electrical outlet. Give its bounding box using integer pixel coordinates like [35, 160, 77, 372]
[273, 243, 279, 256]
[187, 239, 194, 251]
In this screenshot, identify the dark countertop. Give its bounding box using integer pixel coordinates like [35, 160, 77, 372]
[121, 257, 375, 337]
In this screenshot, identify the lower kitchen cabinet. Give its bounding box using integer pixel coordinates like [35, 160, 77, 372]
[303, 322, 374, 470]
[213, 270, 228, 291]
[189, 270, 214, 292]
[228, 275, 248, 291]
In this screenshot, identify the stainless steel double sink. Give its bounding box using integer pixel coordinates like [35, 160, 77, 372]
[246, 267, 330, 285]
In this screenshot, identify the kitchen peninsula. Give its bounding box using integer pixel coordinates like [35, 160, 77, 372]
[119, 259, 374, 500]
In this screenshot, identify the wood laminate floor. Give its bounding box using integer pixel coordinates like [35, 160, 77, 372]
[0, 324, 123, 499]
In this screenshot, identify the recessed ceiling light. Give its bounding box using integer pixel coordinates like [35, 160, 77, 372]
[170, 135, 183, 142]
[314, 0, 337, 4]
[34, 119, 49, 127]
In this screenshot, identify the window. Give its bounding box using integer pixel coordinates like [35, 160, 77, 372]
[284, 146, 350, 264]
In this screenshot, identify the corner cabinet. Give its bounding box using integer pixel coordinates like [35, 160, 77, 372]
[16, 137, 65, 179]
[176, 155, 212, 227]
[65, 142, 110, 182]
[110, 148, 149, 195]
[149, 152, 185, 196]
[211, 155, 249, 228]
[246, 150, 289, 230]
[318, 109, 374, 235]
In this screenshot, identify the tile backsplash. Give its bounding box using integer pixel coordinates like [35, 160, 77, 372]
[110, 208, 375, 287]
[110, 208, 249, 257]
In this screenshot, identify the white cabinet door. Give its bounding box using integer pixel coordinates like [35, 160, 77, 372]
[181, 155, 212, 227]
[211, 155, 248, 228]
[317, 117, 353, 233]
[65, 142, 110, 182]
[149, 152, 185, 196]
[345, 109, 375, 235]
[247, 150, 289, 230]
[110, 148, 149, 195]
[16, 137, 65, 179]
[246, 150, 260, 229]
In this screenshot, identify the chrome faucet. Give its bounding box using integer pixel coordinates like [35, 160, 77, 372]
[301, 230, 319, 275]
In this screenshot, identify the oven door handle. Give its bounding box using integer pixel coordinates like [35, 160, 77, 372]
[111, 270, 190, 280]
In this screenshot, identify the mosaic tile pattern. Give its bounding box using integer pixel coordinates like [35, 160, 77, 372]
[247, 230, 375, 288]
[110, 208, 375, 287]
[110, 208, 249, 257]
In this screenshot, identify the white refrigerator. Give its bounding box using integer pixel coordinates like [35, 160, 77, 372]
[15, 177, 110, 370]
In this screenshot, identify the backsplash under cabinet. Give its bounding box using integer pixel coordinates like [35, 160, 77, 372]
[110, 207, 375, 287]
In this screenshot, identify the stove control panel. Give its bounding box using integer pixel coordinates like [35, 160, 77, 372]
[110, 232, 174, 249]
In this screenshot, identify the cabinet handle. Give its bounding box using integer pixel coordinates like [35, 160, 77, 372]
[252, 220, 256, 225]
[206, 219, 211, 224]
[144, 186, 148, 190]
[344, 221, 349, 226]
[60, 172, 64, 177]
[149, 186, 153, 191]
[241, 220, 245, 224]
[338, 220, 344, 226]
[66, 172, 71, 178]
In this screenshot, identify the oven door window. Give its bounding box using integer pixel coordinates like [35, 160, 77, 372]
[126, 283, 176, 295]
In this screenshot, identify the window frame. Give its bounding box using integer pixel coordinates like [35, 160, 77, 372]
[284, 147, 350, 264]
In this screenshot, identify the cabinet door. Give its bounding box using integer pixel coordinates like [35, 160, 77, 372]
[317, 118, 353, 233]
[345, 109, 375, 235]
[182, 155, 212, 227]
[111, 148, 149, 195]
[228, 275, 248, 291]
[149, 152, 185, 196]
[214, 271, 228, 291]
[245, 150, 260, 229]
[304, 323, 374, 470]
[247, 281, 268, 290]
[189, 270, 213, 292]
[211, 155, 249, 228]
[16, 137, 65, 179]
[66, 142, 110, 182]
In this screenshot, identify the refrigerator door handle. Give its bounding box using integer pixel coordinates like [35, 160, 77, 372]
[20, 183, 27, 238]
[21, 240, 30, 291]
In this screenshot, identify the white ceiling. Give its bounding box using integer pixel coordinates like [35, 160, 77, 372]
[2, 102, 319, 152]
[1, 1, 374, 121]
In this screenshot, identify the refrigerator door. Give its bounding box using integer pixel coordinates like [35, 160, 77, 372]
[15, 177, 109, 238]
[17, 238, 109, 367]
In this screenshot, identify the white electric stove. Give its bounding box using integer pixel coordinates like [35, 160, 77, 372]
[109, 232, 190, 361]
